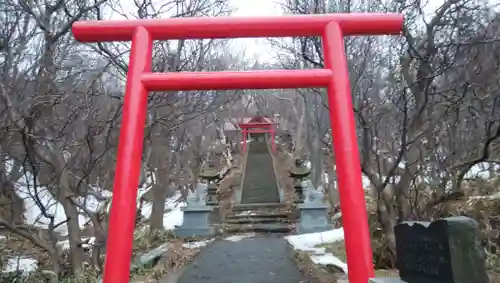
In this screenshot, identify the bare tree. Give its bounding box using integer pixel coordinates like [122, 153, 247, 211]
[277, 0, 500, 263]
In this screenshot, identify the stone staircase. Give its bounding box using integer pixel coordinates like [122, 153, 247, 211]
[240, 141, 280, 204]
[223, 141, 293, 234]
[224, 203, 292, 234]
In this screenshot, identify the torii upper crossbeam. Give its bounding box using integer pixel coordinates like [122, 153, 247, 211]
[72, 13, 403, 283]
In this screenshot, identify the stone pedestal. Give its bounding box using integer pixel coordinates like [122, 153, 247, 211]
[293, 183, 304, 203]
[209, 205, 220, 224]
[296, 181, 332, 234]
[206, 183, 218, 205]
[296, 202, 333, 234]
[174, 206, 215, 237]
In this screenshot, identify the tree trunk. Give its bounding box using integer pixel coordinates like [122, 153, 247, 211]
[49, 250, 61, 283]
[57, 167, 84, 275]
[376, 186, 398, 258]
[325, 158, 339, 205]
[60, 199, 84, 274]
[150, 183, 170, 232]
[293, 105, 306, 158]
[0, 153, 24, 224]
[0, 181, 25, 224]
[309, 136, 323, 190]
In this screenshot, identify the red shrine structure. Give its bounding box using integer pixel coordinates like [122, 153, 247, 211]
[238, 116, 277, 152]
[72, 13, 403, 283]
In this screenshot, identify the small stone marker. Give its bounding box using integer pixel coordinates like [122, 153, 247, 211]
[186, 183, 208, 207]
[394, 216, 488, 283]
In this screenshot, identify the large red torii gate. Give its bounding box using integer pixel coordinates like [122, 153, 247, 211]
[72, 14, 403, 283]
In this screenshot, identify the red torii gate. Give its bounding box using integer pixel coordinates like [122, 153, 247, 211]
[239, 116, 277, 152]
[72, 13, 403, 283]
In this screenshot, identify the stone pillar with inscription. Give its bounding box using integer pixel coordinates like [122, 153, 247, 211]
[370, 216, 488, 283]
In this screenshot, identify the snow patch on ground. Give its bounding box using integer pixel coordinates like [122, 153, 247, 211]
[2, 257, 37, 274]
[57, 237, 96, 250]
[285, 228, 348, 274]
[182, 239, 214, 249]
[224, 233, 256, 242]
[235, 211, 256, 216]
[468, 191, 500, 201]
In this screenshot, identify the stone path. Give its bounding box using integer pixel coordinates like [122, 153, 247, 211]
[241, 141, 280, 203]
[168, 236, 316, 283]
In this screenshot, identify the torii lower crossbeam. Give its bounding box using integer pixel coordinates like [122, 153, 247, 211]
[72, 13, 403, 283]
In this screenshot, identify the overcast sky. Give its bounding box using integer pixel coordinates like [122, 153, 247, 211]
[110, 0, 285, 63]
[230, 0, 285, 62]
[110, 0, 446, 64]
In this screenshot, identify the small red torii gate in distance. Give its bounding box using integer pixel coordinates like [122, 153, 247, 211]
[238, 116, 277, 152]
[72, 13, 403, 283]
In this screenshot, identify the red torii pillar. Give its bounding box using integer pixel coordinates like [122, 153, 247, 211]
[72, 14, 403, 283]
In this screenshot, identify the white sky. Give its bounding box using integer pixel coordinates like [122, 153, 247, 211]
[229, 0, 285, 63]
[110, 0, 447, 64]
[110, 0, 287, 64]
[228, 0, 443, 63]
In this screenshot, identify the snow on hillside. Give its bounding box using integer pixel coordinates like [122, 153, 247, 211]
[2, 159, 186, 274]
[140, 190, 185, 230]
[3, 159, 186, 236]
[306, 160, 497, 192]
[2, 257, 37, 274]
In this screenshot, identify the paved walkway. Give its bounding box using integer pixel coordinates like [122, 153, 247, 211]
[168, 236, 316, 283]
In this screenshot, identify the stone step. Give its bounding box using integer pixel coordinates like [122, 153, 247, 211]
[226, 211, 290, 219]
[242, 185, 277, 189]
[242, 192, 279, 196]
[232, 202, 286, 211]
[242, 193, 278, 196]
[241, 200, 280, 205]
[229, 207, 292, 221]
[242, 194, 279, 198]
[243, 175, 276, 182]
[241, 198, 280, 204]
[226, 210, 290, 219]
[241, 191, 280, 197]
[242, 181, 277, 186]
[224, 223, 292, 234]
[242, 191, 279, 195]
[224, 217, 291, 225]
[241, 186, 279, 192]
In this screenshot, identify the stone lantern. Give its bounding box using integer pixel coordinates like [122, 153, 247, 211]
[288, 159, 311, 203]
[199, 162, 221, 206]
